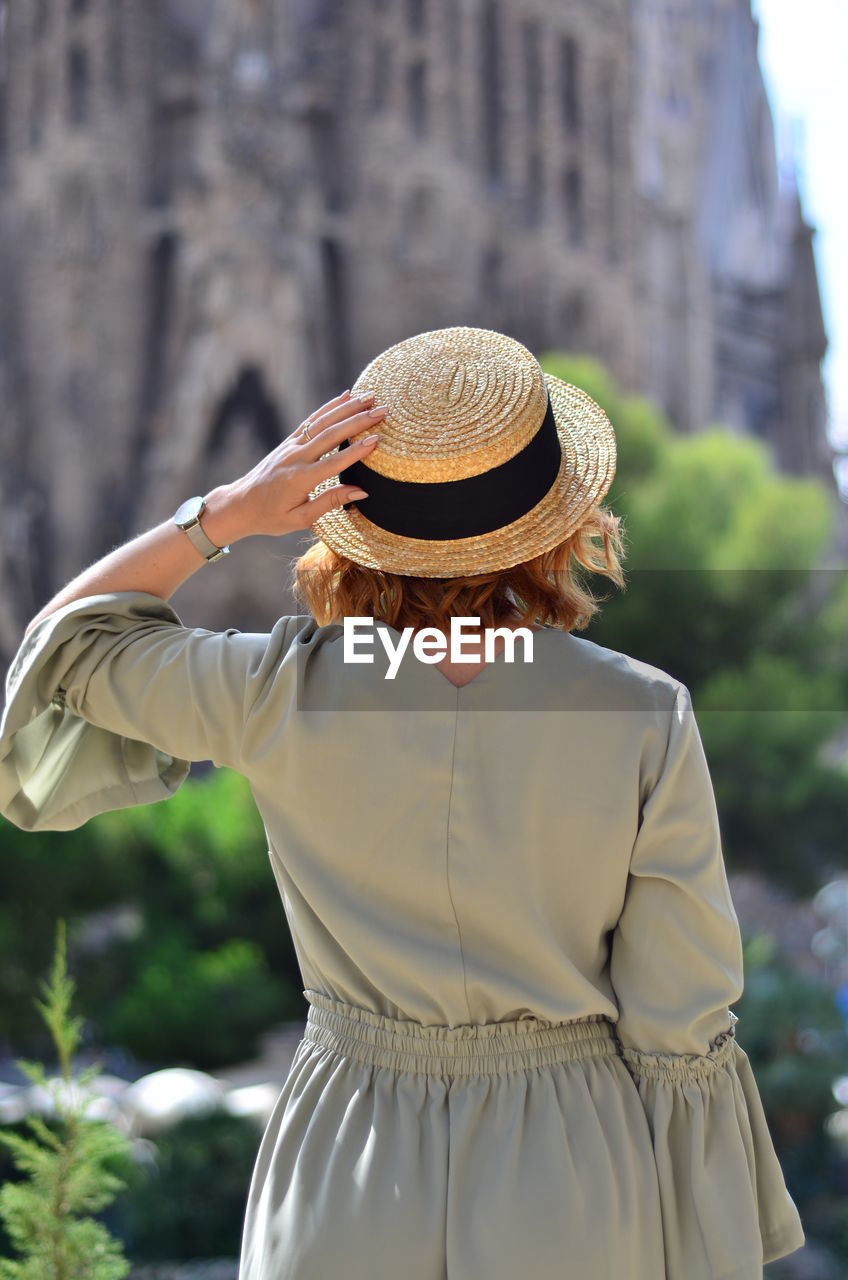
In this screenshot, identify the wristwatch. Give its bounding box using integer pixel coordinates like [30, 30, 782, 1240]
[173, 495, 231, 563]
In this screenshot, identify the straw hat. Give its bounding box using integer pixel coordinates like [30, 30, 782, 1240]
[309, 326, 617, 577]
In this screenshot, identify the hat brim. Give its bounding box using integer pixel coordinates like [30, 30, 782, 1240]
[308, 373, 617, 578]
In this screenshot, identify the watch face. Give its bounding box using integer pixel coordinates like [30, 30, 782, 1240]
[174, 495, 205, 526]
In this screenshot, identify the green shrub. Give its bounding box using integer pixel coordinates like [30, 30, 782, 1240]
[103, 932, 286, 1068]
[1, 770, 305, 1071]
[0, 920, 133, 1278]
[106, 1111, 261, 1261]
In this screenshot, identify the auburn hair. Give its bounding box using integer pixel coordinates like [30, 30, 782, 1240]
[289, 502, 628, 637]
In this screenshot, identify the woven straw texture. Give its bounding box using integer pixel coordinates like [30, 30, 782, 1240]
[310, 326, 617, 577]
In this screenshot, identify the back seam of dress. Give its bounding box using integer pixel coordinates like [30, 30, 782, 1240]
[443, 698, 473, 1023]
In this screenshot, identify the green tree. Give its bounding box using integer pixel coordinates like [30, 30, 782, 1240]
[538, 351, 848, 894]
[0, 920, 133, 1279]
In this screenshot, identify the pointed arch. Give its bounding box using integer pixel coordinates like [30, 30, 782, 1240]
[206, 364, 284, 457]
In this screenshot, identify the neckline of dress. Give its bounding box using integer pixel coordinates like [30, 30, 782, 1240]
[374, 621, 554, 692]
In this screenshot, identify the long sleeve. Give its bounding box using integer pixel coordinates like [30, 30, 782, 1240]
[0, 591, 300, 832]
[609, 681, 805, 1278]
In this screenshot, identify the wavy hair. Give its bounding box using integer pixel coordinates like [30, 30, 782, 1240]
[289, 502, 628, 637]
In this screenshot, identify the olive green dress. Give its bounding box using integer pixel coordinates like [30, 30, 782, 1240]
[0, 591, 806, 1279]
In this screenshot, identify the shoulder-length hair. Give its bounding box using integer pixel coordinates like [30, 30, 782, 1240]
[290, 502, 627, 636]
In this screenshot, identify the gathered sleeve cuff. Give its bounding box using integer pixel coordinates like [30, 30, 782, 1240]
[610, 681, 805, 1277]
[0, 591, 299, 832]
[620, 1009, 806, 1277]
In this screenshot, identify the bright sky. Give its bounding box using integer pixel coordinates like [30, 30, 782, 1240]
[752, 0, 848, 495]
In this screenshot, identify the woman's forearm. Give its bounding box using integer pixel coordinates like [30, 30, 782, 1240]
[22, 391, 385, 640]
[24, 485, 250, 638]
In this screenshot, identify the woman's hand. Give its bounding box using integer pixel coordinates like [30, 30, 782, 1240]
[226, 389, 386, 539]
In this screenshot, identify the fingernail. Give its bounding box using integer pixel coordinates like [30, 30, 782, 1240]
[350, 489, 368, 500]
[363, 433, 380, 444]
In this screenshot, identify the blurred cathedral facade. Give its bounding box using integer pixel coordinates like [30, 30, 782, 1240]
[0, 0, 840, 657]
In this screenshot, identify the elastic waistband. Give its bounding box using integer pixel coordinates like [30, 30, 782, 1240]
[302, 990, 621, 1077]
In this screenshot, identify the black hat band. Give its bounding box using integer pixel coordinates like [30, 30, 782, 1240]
[336, 391, 563, 540]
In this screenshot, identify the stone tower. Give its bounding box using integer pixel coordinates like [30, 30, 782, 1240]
[631, 0, 834, 487]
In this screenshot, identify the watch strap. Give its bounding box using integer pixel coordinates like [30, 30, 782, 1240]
[184, 520, 230, 562]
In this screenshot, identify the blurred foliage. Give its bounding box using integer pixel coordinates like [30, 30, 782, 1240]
[696, 664, 848, 895]
[103, 1111, 261, 1262]
[103, 932, 283, 1068]
[540, 352, 848, 897]
[0, 1114, 233, 1267]
[735, 931, 848, 1259]
[0, 769, 305, 1068]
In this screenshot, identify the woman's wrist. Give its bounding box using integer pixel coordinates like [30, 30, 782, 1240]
[199, 484, 254, 546]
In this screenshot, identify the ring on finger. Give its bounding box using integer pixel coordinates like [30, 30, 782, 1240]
[301, 417, 313, 441]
